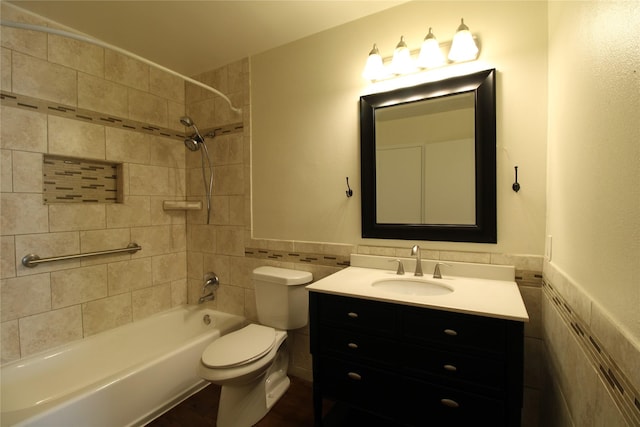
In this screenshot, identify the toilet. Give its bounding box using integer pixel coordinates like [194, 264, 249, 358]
[198, 266, 313, 427]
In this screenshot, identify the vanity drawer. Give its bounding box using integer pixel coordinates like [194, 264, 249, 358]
[319, 327, 399, 366]
[403, 343, 505, 391]
[316, 294, 400, 335]
[317, 356, 399, 419]
[402, 377, 506, 426]
[403, 306, 507, 355]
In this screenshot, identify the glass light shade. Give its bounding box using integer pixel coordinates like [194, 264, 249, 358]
[362, 44, 385, 81]
[448, 18, 479, 62]
[417, 28, 444, 68]
[390, 36, 415, 75]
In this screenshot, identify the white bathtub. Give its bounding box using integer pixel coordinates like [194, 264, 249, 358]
[1, 305, 245, 427]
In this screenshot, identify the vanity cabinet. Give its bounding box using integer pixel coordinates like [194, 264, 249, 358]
[309, 292, 524, 427]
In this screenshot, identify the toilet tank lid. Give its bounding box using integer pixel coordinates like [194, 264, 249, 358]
[253, 266, 312, 285]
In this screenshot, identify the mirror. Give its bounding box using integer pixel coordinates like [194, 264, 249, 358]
[360, 69, 496, 243]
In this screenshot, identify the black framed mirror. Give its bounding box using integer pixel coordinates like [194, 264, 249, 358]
[360, 69, 496, 243]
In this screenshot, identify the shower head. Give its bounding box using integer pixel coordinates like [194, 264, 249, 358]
[180, 116, 202, 136]
[184, 137, 201, 151]
[180, 116, 194, 127]
[180, 116, 205, 151]
[179, 116, 214, 225]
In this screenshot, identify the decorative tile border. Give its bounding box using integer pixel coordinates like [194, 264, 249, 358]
[244, 247, 350, 268]
[543, 279, 640, 426]
[0, 91, 243, 140]
[516, 270, 543, 287]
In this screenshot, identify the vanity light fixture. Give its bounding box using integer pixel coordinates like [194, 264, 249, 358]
[448, 18, 479, 62]
[391, 36, 415, 75]
[362, 18, 479, 82]
[416, 28, 445, 69]
[362, 43, 385, 80]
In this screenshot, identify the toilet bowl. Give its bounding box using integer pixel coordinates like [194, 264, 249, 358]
[198, 325, 290, 427]
[198, 266, 312, 427]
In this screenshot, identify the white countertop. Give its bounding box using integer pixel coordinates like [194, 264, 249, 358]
[306, 258, 529, 322]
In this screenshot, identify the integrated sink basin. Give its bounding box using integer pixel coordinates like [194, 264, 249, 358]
[371, 278, 453, 296]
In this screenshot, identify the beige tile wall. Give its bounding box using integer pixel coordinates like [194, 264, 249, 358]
[0, 4, 188, 363]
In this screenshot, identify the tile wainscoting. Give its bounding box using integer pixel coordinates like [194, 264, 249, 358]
[542, 262, 639, 426]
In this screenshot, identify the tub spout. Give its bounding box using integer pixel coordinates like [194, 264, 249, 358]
[198, 292, 215, 304]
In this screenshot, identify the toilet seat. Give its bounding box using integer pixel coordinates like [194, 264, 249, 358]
[202, 324, 276, 368]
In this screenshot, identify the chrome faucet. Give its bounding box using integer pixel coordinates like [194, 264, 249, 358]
[390, 259, 405, 275]
[433, 262, 451, 279]
[198, 272, 219, 304]
[410, 245, 423, 276]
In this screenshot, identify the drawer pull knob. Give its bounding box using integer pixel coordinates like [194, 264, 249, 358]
[347, 372, 362, 380]
[347, 342, 359, 349]
[443, 328, 458, 336]
[440, 399, 460, 408]
[443, 364, 457, 372]
[347, 312, 359, 318]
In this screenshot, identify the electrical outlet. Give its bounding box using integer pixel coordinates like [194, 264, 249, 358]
[545, 235, 552, 261]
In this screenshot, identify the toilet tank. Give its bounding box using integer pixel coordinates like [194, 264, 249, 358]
[253, 266, 313, 330]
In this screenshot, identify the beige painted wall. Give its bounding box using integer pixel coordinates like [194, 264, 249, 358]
[252, 1, 548, 255]
[546, 1, 640, 343]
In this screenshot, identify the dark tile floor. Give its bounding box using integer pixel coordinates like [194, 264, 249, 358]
[146, 377, 317, 427]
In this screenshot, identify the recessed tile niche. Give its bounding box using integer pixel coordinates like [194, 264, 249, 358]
[43, 155, 123, 204]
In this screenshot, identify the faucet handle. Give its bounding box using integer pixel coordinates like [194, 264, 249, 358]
[203, 272, 219, 291]
[389, 259, 405, 275]
[433, 262, 451, 279]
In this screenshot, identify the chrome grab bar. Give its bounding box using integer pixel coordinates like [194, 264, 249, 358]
[22, 243, 141, 268]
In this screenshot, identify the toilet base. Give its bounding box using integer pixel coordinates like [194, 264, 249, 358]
[216, 340, 291, 427]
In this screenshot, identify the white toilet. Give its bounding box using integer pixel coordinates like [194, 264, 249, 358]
[198, 266, 313, 427]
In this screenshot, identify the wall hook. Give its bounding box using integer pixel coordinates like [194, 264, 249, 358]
[512, 166, 521, 192]
[345, 177, 353, 197]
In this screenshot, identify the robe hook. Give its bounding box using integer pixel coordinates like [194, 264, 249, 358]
[512, 166, 521, 192]
[345, 177, 353, 197]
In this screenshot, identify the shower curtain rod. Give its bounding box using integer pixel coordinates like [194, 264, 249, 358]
[0, 20, 242, 114]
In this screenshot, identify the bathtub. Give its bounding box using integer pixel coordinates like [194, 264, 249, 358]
[1, 305, 245, 427]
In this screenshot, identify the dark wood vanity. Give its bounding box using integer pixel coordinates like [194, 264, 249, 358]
[309, 291, 524, 427]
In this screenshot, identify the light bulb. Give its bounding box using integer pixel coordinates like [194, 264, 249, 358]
[448, 18, 479, 62]
[417, 28, 445, 68]
[362, 43, 385, 81]
[390, 36, 415, 75]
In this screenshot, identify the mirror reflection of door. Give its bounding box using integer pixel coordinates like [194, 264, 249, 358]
[424, 138, 475, 224]
[376, 145, 423, 223]
[375, 92, 475, 225]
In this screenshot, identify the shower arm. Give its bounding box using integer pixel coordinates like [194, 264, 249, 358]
[0, 20, 242, 114]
